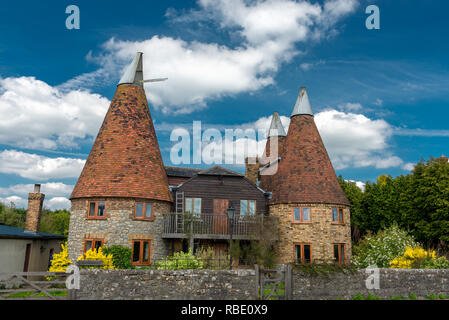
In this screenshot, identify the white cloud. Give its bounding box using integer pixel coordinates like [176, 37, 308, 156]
[219, 109, 408, 171]
[69, 0, 358, 114]
[402, 162, 415, 171]
[0, 196, 27, 209]
[0, 76, 110, 150]
[45, 197, 71, 210]
[0, 195, 71, 210]
[337, 102, 363, 112]
[0, 182, 74, 197]
[345, 179, 366, 191]
[314, 109, 403, 169]
[300, 60, 325, 71]
[0, 149, 85, 180]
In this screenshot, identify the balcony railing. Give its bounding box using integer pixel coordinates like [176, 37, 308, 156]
[162, 213, 264, 240]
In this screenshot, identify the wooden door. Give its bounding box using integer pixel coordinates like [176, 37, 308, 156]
[213, 199, 229, 234]
[23, 243, 31, 273]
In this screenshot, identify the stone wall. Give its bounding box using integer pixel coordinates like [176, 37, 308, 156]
[68, 198, 172, 261]
[292, 269, 449, 299]
[269, 203, 352, 264]
[73, 268, 449, 300]
[75, 269, 256, 300]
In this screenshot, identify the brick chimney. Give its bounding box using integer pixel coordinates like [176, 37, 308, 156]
[245, 157, 259, 185]
[25, 184, 45, 233]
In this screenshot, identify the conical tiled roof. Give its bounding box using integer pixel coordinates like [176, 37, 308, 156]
[270, 88, 349, 206]
[259, 112, 286, 192]
[70, 54, 172, 202]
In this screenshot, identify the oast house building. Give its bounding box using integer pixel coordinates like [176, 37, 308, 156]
[67, 53, 351, 266]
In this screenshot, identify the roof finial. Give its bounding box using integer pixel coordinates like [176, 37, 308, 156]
[268, 111, 286, 137]
[291, 87, 313, 117]
[118, 52, 168, 87]
[119, 52, 144, 87]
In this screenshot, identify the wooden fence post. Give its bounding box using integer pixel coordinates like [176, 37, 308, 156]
[254, 264, 259, 300]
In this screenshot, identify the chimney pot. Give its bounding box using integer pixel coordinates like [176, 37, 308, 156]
[34, 184, 41, 193]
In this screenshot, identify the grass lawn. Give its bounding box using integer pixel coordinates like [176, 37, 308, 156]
[6, 290, 67, 298]
[262, 282, 285, 300]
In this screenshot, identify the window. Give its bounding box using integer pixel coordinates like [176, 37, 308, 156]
[132, 240, 151, 266]
[294, 243, 312, 263]
[185, 198, 201, 216]
[84, 239, 103, 253]
[292, 207, 311, 222]
[88, 201, 106, 219]
[135, 202, 153, 220]
[334, 244, 345, 265]
[240, 200, 256, 217]
[332, 208, 344, 223]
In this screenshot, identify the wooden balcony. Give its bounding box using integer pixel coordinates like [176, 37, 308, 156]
[162, 213, 266, 240]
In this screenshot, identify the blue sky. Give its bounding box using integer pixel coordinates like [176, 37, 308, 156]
[0, 0, 448, 209]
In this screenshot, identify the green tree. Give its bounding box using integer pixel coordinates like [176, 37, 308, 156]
[338, 176, 364, 242]
[0, 202, 26, 228]
[40, 209, 70, 236]
[405, 157, 449, 249]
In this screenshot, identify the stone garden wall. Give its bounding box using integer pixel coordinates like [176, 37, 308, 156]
[76, 268, 256, 300]
[74, 268, 449, 300]
[292, 268, 449, 299]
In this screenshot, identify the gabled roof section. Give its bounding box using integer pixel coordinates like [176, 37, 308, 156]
[70, 53, 172, 202]
[118, 52, 144, 87]
[268, 112, 286, 137]
[197, 166, 243, 177]
[291, 87, 313, 117]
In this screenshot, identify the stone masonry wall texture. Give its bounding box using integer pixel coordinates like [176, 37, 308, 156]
[68, 198, 171, 261]
[25, 193, 44, 233]
[74, 269, 449, 300]
[76, 269, 256, 300]
[270, 203, 352, 264]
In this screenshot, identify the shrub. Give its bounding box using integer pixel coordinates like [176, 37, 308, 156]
[390, 247, 449, 269]
[195, 246, 229, 269]
[155, 250, 203, 270]
[409, 293, 417, 300]
[48, 242, 72, 273]
[102, 245, 133, 269]
[352, 224, 418, 268]
[76, 247, 115, 269]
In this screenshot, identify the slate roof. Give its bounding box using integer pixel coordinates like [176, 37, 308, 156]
[270, 88, 350, 206]
[165, 166, 203, 178]
[0, 224, 65, 240]
[70, 54, 172, 202]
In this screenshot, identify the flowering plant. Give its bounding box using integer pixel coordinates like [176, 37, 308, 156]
[76, 247, 115, 270]
[390, 247, 449, 269]
[353, 224, 418, 268]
